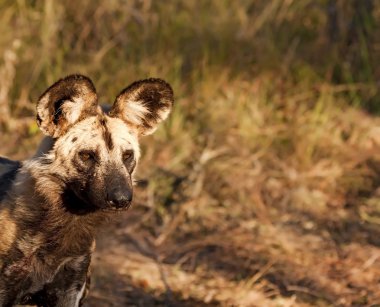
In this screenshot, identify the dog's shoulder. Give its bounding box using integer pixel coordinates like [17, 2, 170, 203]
[0, 157, 21, 202]
[0, 156, 20, 177]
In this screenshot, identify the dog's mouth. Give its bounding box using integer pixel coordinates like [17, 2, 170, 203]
[61, 186, 132, 215]
[101, 202, 132, 212]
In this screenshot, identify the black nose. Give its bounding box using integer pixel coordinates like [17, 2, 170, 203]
[107, 188, 133, 209]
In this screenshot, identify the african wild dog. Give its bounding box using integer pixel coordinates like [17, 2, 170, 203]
[0, 75, 173, 306]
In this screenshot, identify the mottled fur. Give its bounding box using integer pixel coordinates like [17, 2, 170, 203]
[0, 75, 173, 306]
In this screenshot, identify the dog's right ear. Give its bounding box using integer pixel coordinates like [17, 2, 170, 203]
[36, 74, 98, 138]
[109, 78, 174, 136]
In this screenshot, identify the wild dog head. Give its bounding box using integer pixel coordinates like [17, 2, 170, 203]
[36, 75, 173, 213]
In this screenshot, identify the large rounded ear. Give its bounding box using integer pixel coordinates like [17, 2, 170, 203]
[109, 78, 174, 136]
[36, 74, 98, 138]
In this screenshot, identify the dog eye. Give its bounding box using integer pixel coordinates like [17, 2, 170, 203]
[79, 151, 95, 162]
[123, 150, 134, 162]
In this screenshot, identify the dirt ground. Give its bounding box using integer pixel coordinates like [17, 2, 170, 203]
[84, 197, 380, 307]
[2, 125, 380, 307]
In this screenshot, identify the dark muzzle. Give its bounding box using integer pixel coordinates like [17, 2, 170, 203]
[106, 186, 133, 209]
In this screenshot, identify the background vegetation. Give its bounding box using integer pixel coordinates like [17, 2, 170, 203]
[0, 1, 380, 306]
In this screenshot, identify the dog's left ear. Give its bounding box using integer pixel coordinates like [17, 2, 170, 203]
[36, 74, 98, 138]
[110, 78, 174, 135]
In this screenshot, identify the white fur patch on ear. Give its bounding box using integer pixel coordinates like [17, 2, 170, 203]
[110, 78, 174, 136]
[37, 96, 87, 137]
[63, 97, 86, 125]
[121, 99, 150, 127]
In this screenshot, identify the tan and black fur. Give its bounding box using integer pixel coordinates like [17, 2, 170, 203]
[0, 75, 173, 306]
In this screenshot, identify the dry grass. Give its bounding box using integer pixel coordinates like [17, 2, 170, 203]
[1, 1, 380, 306]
